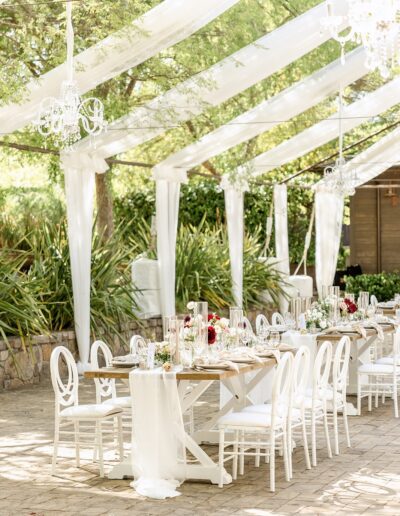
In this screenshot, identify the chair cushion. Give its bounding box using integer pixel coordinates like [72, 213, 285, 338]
[242, 403, 301, 421]
[103, 396, 131, 409]
[293, 395, 323, 410]
[218, 411, 282, 428]
[60, 404, 122, 419]
[358, 363, 399, 374]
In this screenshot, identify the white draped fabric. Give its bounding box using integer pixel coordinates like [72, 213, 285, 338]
[153, 167, 188, 317]
[274, 185, 290, 313]
[153, 47, 367, 173]
[0, 0, 238, 135]
[221, 178, 248, 308]
[129, 369, 186, 499]
[315, 190, 344, 299]
[74, 1, 349, 156]
[60, 152, 109, 369]
[239, 75, 400, 179]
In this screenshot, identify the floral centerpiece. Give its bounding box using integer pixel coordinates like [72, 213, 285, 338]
[207, 312, 230, 345]
[305, 300, 330, 331]
[340, 298, 358, 315]
[155, 341, 171, 364]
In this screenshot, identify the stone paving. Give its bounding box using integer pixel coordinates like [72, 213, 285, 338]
[1, 380, 400, 516]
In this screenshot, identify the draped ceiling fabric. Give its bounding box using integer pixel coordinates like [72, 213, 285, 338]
[73, 0, 349, 157]
[153, 167, 188, 317]
[235, 75, 400, 179]
[274, 185, 290, 313]
[221, 177, 249, 308]
[60, 152, 109, 370]
[0, 0, 239, 135]
[152, 47, 368, 173]
[315, 190, 344, 299]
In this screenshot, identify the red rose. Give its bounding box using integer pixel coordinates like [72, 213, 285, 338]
[208, 313, 220, 322]
[348, 302, 357, 314]
[208, 325, 216, 345]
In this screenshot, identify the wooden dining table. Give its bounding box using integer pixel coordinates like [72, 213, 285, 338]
[85, 357, 276, 483]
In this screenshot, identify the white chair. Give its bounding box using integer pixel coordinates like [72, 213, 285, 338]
[370, 294, 379, 307]
[358, 328, 400, 418]
[218, 352, 293, 492]
[296, 341, 333, 467]
[243, 316, 255, 337]
[271, 312, 285, 326]
[90, 340, 132, 411]
[255, 314, 270, 335]
[129, 334, 147, 355]
[51, 346, 123, 477]
[330, 336, 351, 455]
[244, 346, 312, 478]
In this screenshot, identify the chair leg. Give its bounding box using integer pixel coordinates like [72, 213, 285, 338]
[218, 429, 225, 488]
[96, 421, 104, 478]
[255, 434, 260, 468]
[323, 409, 332, 459]
[393, 379, 399, 418]
[343, 402, 351, 448]
[302, 419, 311, 471]
[74, 421, 80, 468]
[333, 401, 339, 456]
[357, 379, 362, 416]
[269, 432, 276, 492]
[239, 430, 245, 476]
[232, 430, 238, 480]
[368, 390, 372, 412]
[287, 420, 293, 479]
[311, 413, 317, 467]
[52, 418, 60, 476]
[282, 427, 290, 482]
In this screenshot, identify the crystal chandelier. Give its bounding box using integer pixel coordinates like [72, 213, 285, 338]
[323, 88, 358, 196]
[35, 0, 106, 147]
[322, 0, 400, 78]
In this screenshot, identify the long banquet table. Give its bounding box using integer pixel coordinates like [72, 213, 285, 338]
[85, 357, 276, 483]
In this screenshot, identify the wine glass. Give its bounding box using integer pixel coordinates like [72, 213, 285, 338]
[269, 331, 280, 349]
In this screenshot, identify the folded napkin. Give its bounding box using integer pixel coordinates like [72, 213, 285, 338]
[322, 325, 367, 339]
[193, 358, 239, 372]
[367, 321, 384, 341]
[219, 349, 263, 363]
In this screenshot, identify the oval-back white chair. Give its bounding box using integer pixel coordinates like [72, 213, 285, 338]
[331, 336, 351, 455]
[256, 314, 270, 335]
[370, 294, 379, 307]
[271, 312, 285, 326]
[50, 346, 123, 477]
[288, 346, 311, 476]
[90, 340, 116, 403]
[129, 334, 147, 355]
[243, 316, 255, 337]
[310, 340, 333, 467]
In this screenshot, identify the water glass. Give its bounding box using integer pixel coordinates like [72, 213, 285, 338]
[229, 306, 244, 347]
[269, 330, 280, 349]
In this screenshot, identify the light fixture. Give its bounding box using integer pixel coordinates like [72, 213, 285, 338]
[322, 0, 400, 78]
[323, 87, 358, 196]
[35, 0, 106, 147]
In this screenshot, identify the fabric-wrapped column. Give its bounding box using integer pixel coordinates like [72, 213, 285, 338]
[274, 184, 290, 313]
[153, 167, 188, 317]
[315, 189, 344, 299]
[221, 176, 248, 308]
[60, 151, 109, 371]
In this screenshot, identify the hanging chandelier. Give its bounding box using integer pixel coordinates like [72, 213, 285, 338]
[322, 0, 400, 78]
[34, 0, 106, 147]
[323, 88, 358, 196]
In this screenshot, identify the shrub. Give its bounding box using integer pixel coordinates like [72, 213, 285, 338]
[345, 272, 400, 302]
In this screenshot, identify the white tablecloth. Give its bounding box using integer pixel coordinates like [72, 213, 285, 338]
[129, 368, 186, 499]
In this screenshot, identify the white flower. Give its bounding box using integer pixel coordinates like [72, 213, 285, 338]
[187, 301, 195, 310]
[320, 320, 327, 329]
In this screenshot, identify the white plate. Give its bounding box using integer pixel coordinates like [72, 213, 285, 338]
[193, 363, 230, 370]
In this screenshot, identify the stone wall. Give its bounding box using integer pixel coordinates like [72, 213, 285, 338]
[0, 318, 163, 391]
[0, 307, 274, 391]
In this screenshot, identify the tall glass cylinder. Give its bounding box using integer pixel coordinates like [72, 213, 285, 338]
[193, 301, 208, 355]
[164, 316, 182, 366]
[229, 306, 243, 348]
[290, 297, 302, 329]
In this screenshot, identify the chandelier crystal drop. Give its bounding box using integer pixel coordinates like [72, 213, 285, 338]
[35, 0, 106, 147]
[323, 88, 358, 197]
[322, 0, 400, 78]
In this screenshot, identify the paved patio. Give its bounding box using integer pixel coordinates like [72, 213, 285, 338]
[1, 379, 400, 516]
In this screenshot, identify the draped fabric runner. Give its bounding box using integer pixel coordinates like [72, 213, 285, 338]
[129, 369, 186, 499]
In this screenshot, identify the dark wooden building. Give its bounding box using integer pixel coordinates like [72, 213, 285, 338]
[350, 168, 400, 273]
